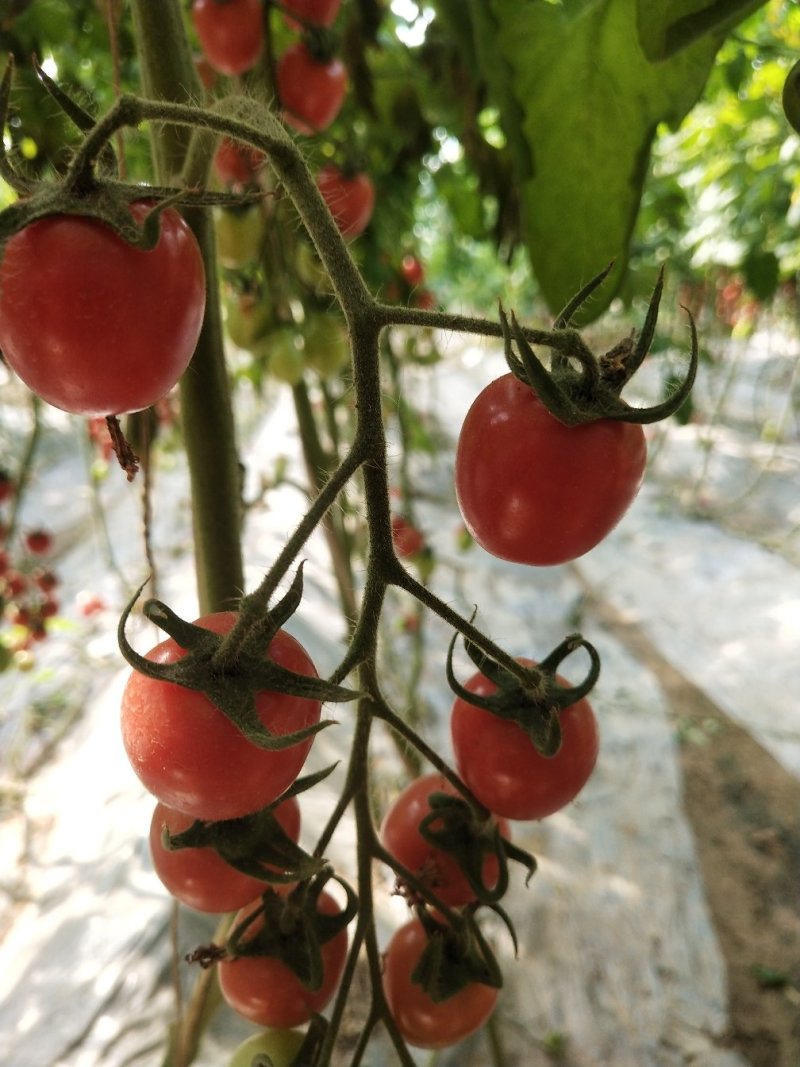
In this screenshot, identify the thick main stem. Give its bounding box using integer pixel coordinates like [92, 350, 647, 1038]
[130, 0, 244, 614]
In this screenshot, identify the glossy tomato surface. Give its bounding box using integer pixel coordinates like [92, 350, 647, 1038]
[0, 203, 205, 416]
[380, 773, 509, 906]
[149, 794, 301, 913]
[277, 43, 347, 133]
[219, 890, 349, 1027]
[455, 373, 647, 565]
[121, 612, 321, 821]
[450, 658, 599, 820]
[316, 166, 375, 239]
[191, 0, 263, 75]
[382, 919, 498, 1049]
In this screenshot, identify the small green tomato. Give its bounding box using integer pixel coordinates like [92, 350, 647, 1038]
[227, 1027, 305, 1067]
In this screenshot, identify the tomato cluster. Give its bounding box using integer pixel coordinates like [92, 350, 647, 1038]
[0, 486, 60, 670]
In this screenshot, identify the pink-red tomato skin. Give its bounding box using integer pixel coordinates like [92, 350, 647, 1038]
[277, 43, 347, 133]
[316, 166, 375, 239]
[380, 773, 509, 906]
[0, 204, 205, 417]
[455, 373, 647, 566]
[121, 613, 321, 821]
[191, 0, 263, 75]
[149, 795, 301, 913]
[450, 659, 599, 821]
[382, 918, 498, 1049]
[219, 890, 349, 1027]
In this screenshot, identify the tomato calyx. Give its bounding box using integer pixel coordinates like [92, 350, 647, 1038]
[416, 792, 536, 904]
[411, 908, 503, 1003]
[501, 264, 698, 427]
[161, 764, 336, 885]
[118, 566, 358, 750]
[446, 632, 600, 757]
[225, 870, 357, 991]
[0, 57, 260, 249]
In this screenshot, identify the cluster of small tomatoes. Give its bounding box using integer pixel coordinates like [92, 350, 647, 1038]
[119, 583, 600, 1058]
[194, 0, 375, 243]
[0, 473, 59, 670]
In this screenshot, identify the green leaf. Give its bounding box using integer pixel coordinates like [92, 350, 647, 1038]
[636, 0, 768, 61]
[459, 0, 765, 317]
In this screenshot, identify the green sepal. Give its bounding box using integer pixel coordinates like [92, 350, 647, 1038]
[417, 792, 536, 905]
[412, 910, 503, 1003]
[226, 871, 358, 992]
[118, 570, 359, 753]
[161, 764, 339, 884]
[446, 631, 600, 757]
[500, 265, 698, 427]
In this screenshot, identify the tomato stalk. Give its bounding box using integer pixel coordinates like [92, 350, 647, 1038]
[130, 0, 245, 615]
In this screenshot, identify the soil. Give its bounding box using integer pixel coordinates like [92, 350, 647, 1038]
[583, 588, 800, 1067]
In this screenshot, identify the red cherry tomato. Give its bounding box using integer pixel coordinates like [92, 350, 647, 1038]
[120, 612, 321, 821]
[382, 918, 498, 1049]
[455, 372, 647, 565]
[213, 137, 266, 186]
[276, 42, 347, 133]
[391, 516, 424, 559]
[316, 166, 375, 239]
[219, 889, 349, 1026]
[23, 529, 52, 556]
[0, 203, 205, 417]
[380, 773, 509, 906]
[450, 658, 599, 820]
[400, 254, 425, 288]
[149, 795, 301, 913]
[282, 0, 341, 27]
[191, 0, 263, 76]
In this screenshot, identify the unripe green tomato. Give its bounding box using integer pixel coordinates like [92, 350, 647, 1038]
[226, 293, 273, 350]
[303, 314, 350, 378]
[227, 1027, 305, 1067]
[263, 328, 305, 385]
[294, 240, 334, 295]
[215, 205, 266, 269]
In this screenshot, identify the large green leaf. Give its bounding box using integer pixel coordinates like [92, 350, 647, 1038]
[463, 0, 765, 317]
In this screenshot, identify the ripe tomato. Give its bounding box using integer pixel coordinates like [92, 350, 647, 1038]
[316, 166, 375, 239]
[455, 373, 647, 565]
[282, 0, 341, 27]
[23, 529, 52, 556]
[149, 794, 301, 913]
[382, 918, 498, 1049]
[191, 0, 263, 76]
[219, 889, 349, 1026]
[380, 773, 509, 907]
[227, 1029, 305, 1067]
[400, 253, 425, 288]
[0, 203, 205, 417]
[213, 137, 265, 186]
[276, 42, 347, 133]
[121, 612, 321, 821]
[450, 658, 599, 820]
[391, 516, 424, 558]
